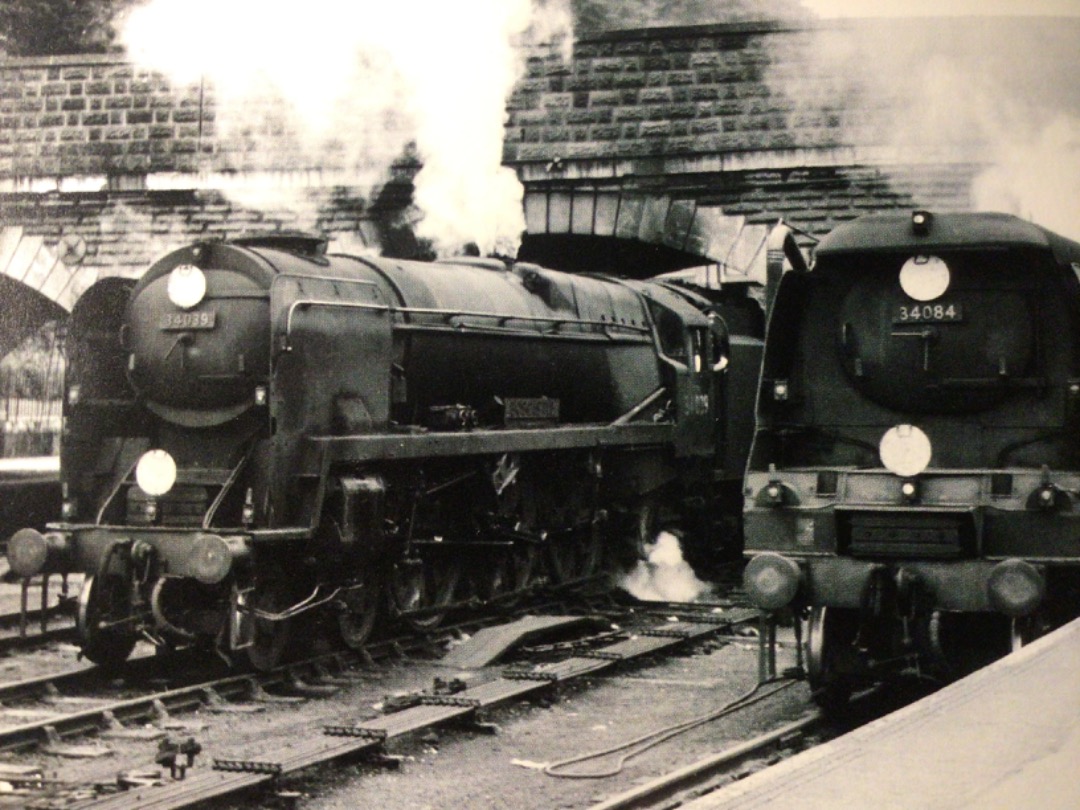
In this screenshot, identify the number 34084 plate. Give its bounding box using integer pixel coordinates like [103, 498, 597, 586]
[893, 302, 963, 323]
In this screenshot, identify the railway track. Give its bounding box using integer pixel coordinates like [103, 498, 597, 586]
[586, 710, 824, 810]
[0, 583, 632, 754]
[0, 597, 762, 810]
[0, 594, 587, 757]
[0, 604, 77, 654]
[586, 680, 906, 810]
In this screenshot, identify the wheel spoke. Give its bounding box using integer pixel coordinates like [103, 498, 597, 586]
[512, 542, 541, 592]
[389, 556, 457, 631]
[547, 537, 581, 586]
[244, 581, 295, 671]
[338, 571, 382, 649]
[77, 574, 137, 669]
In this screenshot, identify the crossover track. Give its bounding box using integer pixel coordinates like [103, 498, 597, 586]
[0, 593, 593, 757]
[0, 586, 639, 756]
[47, 607, 758, 810]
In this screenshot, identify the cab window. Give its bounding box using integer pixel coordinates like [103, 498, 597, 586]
[649, 301, 688, 361]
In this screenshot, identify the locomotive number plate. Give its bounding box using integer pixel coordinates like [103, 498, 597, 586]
[893, 302, 963, 324]
[160, 311, 216, 330]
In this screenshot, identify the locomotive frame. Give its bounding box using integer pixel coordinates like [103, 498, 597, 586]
[743, 210, 1080, 708]
[8, 233, 745, 670]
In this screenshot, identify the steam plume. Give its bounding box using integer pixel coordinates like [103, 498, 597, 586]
[972, 116, 1080, 240]
[121, 0, 572, 255]
[620, 532, 712, 603]
[767, 16, 1080, 240]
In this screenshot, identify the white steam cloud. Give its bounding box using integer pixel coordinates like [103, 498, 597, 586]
[972, 116, 1080, 240]
[620, 532, 712, 603]
[801, 0, 1080, 17]
[121, 0, 572, 256]
[767, 19, 1080, 241]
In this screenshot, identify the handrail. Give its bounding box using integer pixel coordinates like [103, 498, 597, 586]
[610, 387, 667, 426]
[202, 439, 259, 529]
[95, 458, 139, 526]
[282, 298, 651, 344]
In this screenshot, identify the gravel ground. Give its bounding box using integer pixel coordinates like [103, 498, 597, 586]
[0, 615, 812, 810]
[0, 555, 816, 810]
[218, 631, 811, 810]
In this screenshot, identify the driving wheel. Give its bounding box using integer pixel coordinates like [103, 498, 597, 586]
[77, 573, 138, 669]
[243, 579, 295, 671]
[806, 606, 858, 713]
[389, 555, 459, 632]
[337, 569, 383, 650]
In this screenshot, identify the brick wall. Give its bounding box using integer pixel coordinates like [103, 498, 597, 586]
[0, 51, 426, 284]
[509, 17, 1080, 162]
[0, 55, 210, 178]
[1, 15, 1076, 276]
[505, 17, 1080, 239]
[507, 22, 799, 163]
[0, 185, 415, 281]
[0, 53, 390, 181]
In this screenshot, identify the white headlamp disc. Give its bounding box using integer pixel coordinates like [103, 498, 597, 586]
[167, 264, 207, 310]
[879, 424, 932, 477]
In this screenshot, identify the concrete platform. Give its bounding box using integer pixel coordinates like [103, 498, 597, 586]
[687, 615, 1080, 810]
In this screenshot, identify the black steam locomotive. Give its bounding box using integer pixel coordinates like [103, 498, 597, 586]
[742, 210, 1080, 707]
[7, 233, 748, 669]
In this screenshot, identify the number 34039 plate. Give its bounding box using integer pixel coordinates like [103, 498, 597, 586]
[893, 302, 963, 323]
[160, 310, 217, 330]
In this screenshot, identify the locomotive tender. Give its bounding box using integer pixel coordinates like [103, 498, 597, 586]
[743, 210, 1080, 706]
[7, 233, 741, 669]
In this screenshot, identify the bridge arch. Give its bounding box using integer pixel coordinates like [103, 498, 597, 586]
[0, 227, 98, 357]
[517, 189, 769, 281]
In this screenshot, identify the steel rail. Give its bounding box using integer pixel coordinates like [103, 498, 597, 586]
[0, 628, 456, 755]
[586, 711, 823, 810]
[0, 621, 76, 654]
[73, 609, 760, 810]
[0, 588, 615, 754]
[585, 681, 895, 810]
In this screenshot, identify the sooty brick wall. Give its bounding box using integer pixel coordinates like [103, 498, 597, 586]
[0, 185, 410, 281]
[0, 53, 365, 179]
[505, 17, 1080, 239]
[0, 55, 212, 178]
[1, 15, 1077, 278]
[507, 22, 802, 163]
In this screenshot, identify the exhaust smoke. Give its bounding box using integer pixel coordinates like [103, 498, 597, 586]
[768, 12, 1080, 241]
[120, 0, 572, 255]
[620, 532, 713, 603]
[972, 116, 1080, 241]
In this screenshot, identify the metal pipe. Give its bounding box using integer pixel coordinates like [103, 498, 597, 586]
[610, 387, 666, 426]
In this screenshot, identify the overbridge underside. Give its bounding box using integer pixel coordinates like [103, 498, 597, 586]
[0, 277, 65, 359]
[517, 189, 769, 280]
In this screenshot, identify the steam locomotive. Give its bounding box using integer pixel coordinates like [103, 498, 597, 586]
[742, 210, 1080, 707]
[7, 233, 749, 670]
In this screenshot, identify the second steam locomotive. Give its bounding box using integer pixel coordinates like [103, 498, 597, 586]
[743, 210, 1080, 706]
[8, 233, 746, 669]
